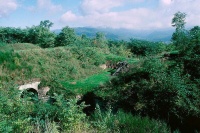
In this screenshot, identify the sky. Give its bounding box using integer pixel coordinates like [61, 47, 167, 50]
[0, 0, 200, 30]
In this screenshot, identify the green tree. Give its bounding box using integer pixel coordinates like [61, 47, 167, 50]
[127, 39, 164, 56]
[178, 26, 200, 79]
[108, 40, 132, 57]
[74, 34, 92, 47]
[171, 12, 188, 48]
[93, 32, 108, 48]
[0, 27, 28, 43]
[172, 11, 186, 31]
[39, 20, 53, 29]
[172, 14, 200, 80]
[27, 20, 55, 48]
[189, 26, 200, 44]
[55, 26, 76, 46]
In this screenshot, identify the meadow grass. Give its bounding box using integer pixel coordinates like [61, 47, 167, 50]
[62, 71, 110, 94]
[0, 43, 41, 52]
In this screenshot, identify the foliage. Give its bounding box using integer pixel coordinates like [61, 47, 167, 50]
[55, 26, 76, 47]
[74, 34, 93, 47]
[95, 58, 200, 132]
[31, 94, 89, 132]
[62, 71, 110, 94]
[27, 25, 55, 48]
[108, 40, 132, 57]
[171, 12, 189, 48]
[0, 88, 33, 133]
[92, 32, 109, 49]
[2, 15, 200, 132]
[0, 20, 56, 48]
[0, 27, 28, 43]
[0, 43, 41, 52]
[0, 51, 23, 71]
[172, 12, 186, 32]
[127, 39, 165, 56]
[171, 11, 200, 88]
[0, 87, 90, 133]
[91, 105, 169, 133]
[0, 20, 55, 47]
[189, 26, 200, 44]
[39, 20, 53, 29]
[0, 44, 110, 89]
[177, 27, 200, 79]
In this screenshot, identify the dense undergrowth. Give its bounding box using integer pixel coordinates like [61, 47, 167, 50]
[1, 12, 200, 132]
[0, 42, 170, 133]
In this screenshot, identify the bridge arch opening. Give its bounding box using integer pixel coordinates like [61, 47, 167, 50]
[20, 88, 38, 101]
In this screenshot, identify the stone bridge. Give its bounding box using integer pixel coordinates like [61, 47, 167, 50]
[18, 81, 50, 101]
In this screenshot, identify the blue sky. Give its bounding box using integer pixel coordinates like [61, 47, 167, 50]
[0, 0, 200, 30]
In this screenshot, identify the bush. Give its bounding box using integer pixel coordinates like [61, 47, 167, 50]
[128, 39, 165, 56]
[0, 27, 28, 43]
[0, 88, 34, 133]
[0, 90, 91, 133]
[55, 26, 76, 47]
[31, 94, 89, 132]
[27, 26, 55, 48]
[91, 105, 170, 133]
[95, 58, 200, 132]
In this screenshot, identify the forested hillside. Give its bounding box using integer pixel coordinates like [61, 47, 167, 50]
[54, 27, 173, 42]
[0, 12, 200, 133]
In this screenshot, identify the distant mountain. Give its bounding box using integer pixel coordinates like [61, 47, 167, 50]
[53, 27, 174, 42]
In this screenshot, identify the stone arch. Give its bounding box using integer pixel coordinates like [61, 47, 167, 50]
[18, 81, 50, 101]
[20, 88, 38, 100]
[19, 81, 40, 92]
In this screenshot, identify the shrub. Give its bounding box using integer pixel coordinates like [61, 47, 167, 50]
[0, 27, 28, 43]
[128, 39, 165, 56]
[31, 94, 89, 132]
[95, 58, 200, 132]
[27, 26, 55, 48]
[55, 26, 76, 47]
[0, 88, 34, 133]
[91, 105, 170, 133]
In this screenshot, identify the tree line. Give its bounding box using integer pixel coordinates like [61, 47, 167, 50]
[0, 20, 109, 48]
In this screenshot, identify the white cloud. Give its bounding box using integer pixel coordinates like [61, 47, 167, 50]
[80, 0, 123, 15]
[61, 11, 77, 22]
[0, 0, 18, 18]
[79, 0, 144, 15]
[60, 0, 200, 29]
[160, 0, 173, 5]
[60, 8, 166, 29]
[37, 0, 63, 13]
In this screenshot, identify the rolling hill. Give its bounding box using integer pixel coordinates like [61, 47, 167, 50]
[54, 27, 173, 42]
